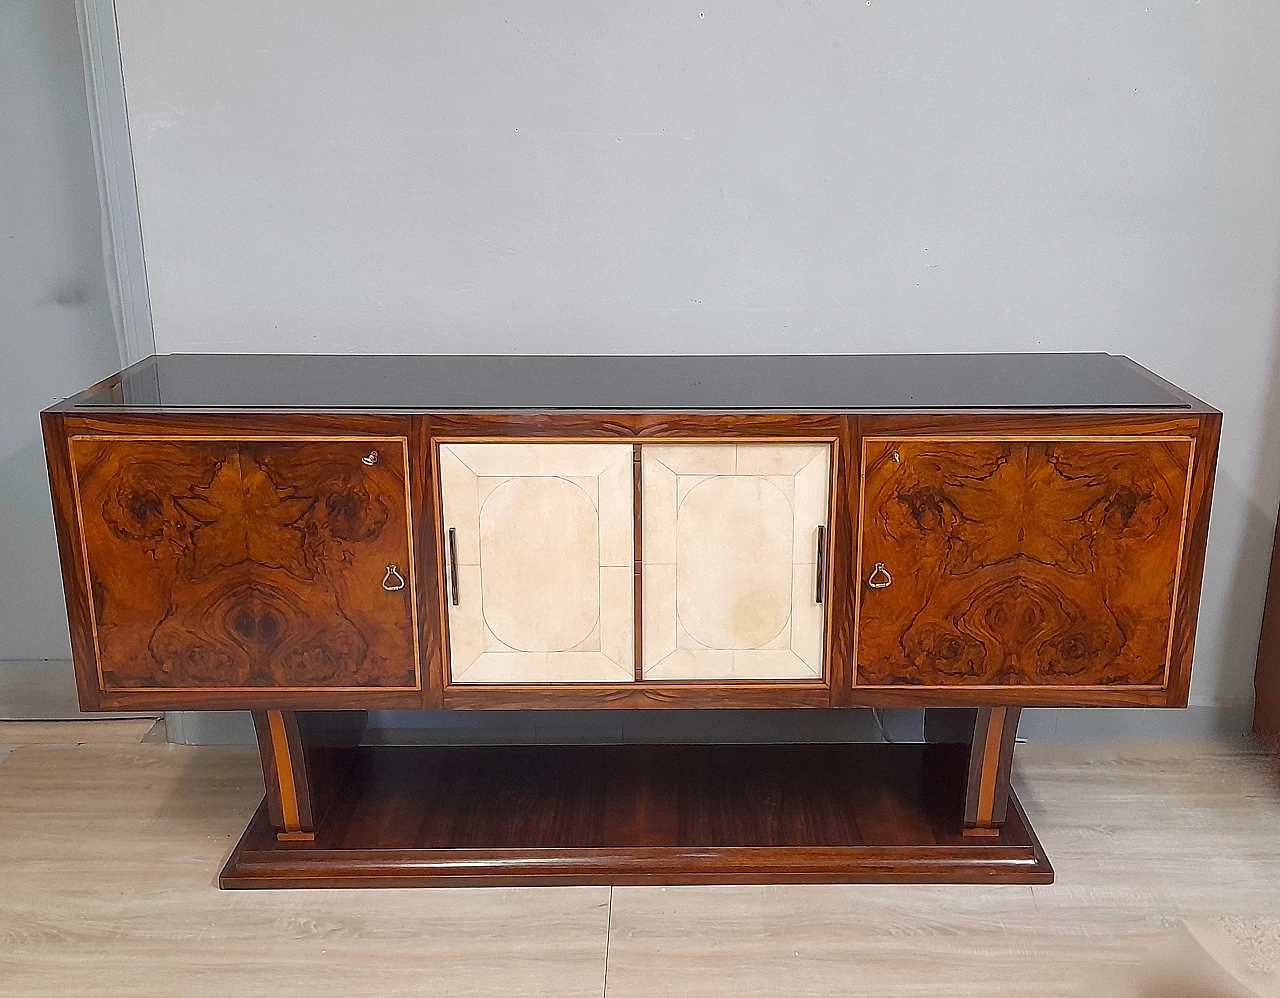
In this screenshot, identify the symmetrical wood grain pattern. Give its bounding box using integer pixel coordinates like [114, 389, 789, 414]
[221, 742, 1052, 887]
[856, 436, 1194, 689]
[963, 706, 1021, 836]
[69, 435, 418, 691]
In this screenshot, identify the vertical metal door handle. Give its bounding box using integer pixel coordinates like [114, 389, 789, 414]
[447, 527, 459, 606]
[382, 565, 405, 591]
[815, 526, 826, 604]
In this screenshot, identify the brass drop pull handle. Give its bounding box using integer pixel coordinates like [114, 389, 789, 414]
[362, 450, 379, 466]
[867, 562, 893, 589]
[382, 565, 406, 591]
[815, 525, 827, 604]
[447, 528, 460, 606]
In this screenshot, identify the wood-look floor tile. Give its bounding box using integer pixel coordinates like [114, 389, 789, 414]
[3, 733, 1280, 997]
[603, 883, 1064, 998]
[0, 744, 610, 998]
[602, 742, 1280, 998]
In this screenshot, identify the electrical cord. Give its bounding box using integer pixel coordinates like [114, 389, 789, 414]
[870, 707, 895, 744]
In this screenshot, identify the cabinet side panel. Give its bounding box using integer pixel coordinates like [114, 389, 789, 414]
[41, 411, 102, 711]
[1167, 411, 1221, 708]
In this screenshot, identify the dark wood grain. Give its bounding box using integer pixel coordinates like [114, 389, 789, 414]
[1253, 495, 1280, 739]
[440, 684, 835, 710]
[426, 411, 846, 439]
[252, 709, 315, 839]
[220, 742, 1053, 887]
[828, 416, 859, 705]
[1168, 410, 1221, 706]
[41, 411, 103, 710]
[412, 415, 445, 709]
[69, 434, 418, 692]
[856, 432, 1194, 689]
[963, 706, 1021, 834]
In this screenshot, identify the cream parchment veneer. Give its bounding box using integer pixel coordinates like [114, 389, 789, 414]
[641, 443, 831, 680]
[439, 443, 635, 684]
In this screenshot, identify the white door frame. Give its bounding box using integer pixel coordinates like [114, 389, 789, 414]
[77, 0, 155, 365]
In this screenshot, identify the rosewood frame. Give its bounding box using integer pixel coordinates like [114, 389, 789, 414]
[42, 407, 1220, 713]
[226, 711, 1054, 887]
[427, 417, 846, 708]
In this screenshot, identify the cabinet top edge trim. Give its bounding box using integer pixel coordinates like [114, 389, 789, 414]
[861, 434, 1198, 443]
[50, 405, 1213, 416]
[47, 353, 1215, 413]
[67, 433, 412, 442]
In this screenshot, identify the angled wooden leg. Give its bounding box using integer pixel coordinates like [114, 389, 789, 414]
[963, 706, 1021, 837]
[252, 709, 315, 842]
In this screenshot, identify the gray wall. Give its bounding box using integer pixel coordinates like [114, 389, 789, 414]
[61, 2, 1280, 739]
[0, 1, 121, 706]
[112, 1, 1280, 728]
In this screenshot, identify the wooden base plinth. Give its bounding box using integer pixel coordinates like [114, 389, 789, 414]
[220, 743, 1052, 888]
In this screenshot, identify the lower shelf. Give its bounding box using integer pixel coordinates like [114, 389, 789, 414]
[220, 742, 1052, 888]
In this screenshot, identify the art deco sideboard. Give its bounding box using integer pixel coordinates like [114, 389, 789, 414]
[41, 353, 1220, 887]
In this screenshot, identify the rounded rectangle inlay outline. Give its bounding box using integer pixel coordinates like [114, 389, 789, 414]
[641, 442, 832, 682]
[440, 441, 636, 684]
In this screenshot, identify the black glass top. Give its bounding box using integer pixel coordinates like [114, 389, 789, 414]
[60, 353, 1204, 412]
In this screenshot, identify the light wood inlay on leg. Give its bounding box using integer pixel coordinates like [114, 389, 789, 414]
[964, 706, 1021, 837]
[252, 709, 315, 842]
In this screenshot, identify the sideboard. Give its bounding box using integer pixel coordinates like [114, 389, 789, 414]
[41, 353, 1220, 887]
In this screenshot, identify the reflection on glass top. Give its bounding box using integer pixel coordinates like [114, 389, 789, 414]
[67, 353, 1197, 411]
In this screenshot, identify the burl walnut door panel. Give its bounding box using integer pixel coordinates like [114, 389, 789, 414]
[641, 443, 831, 680]
[69, 436, 419, 692]
[438, 442, 635, 684]
[856, 436, 1193, 689]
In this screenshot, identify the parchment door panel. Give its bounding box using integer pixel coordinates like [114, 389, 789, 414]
[856, 437, 1193, 688]
[439, 443, 635, 684]
[642, 443, 831, 680]
[70, 436, 418, 691]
